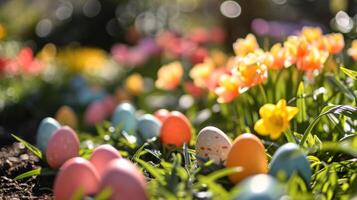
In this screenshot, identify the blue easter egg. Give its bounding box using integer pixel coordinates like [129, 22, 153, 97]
[136, 114, 161, 145]
[269, 143, 311, 184]
[234, 174, 285, 200]
[112, 103, 137, 135]
[36, 117, 61, 152]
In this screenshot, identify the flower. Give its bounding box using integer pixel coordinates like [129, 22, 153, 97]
[254, 99, 298, 140]
[125, 73, 144, 96]
[347, 40, 357, 61]
[323, 33, 344, 54]
[296, 46, 328, 72]
[301, 27, 323, 43]
[155, 61, 183, 90]
[269, 43, 286, 70]
[189, 58, 215, 88]
[233, 34, 259, 56]
[215, 74, 240, 103]
[0, 23, 6, 40]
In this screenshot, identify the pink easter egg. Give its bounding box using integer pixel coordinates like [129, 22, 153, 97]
[154, 109, 170, 123]
[46, 126, 80, 169]
[101, 95, 117, 116]
[100, 159, 148, 200]
[54, 157, 100, 200]
[84, 101, 106, 126]
[89, 144, 122, 177]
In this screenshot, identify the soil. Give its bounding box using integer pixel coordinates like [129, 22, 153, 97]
[0, 142, 54, 199]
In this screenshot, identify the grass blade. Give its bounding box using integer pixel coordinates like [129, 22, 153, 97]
[11, 134, 43, 159]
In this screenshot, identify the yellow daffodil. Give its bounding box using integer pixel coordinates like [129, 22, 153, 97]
[254, 99, 298, 140]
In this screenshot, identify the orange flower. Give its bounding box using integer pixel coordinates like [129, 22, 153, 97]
[269, 43, 286, 70]
[233, 34, 259, 56]
[301, 27, 323, 43]
[232, 52, 268, 88]
[155, 61, 183, 90]
[215, 74, 240, 103]
[296, 46, 328, 71]
[323, 33, 345, 54]
[347, 40, 357, 61]
[189, 59, 215, 88]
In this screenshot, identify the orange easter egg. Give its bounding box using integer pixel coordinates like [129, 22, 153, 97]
[55, 105, 78, 129]
[226, 133, 268, 184]
[160, 111, 192, 147]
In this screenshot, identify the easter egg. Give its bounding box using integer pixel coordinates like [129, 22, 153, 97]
[46, 126, 80, 168]
[226, 133, 268, 184]
[100, 159, 148, 200]
[196, 126, 232, 165]
[84, 101, 106, 126]
[54, 157, 100, 200]
[112, 102, 137, 134]
[154, 109, 170, 123]
[136, 114, 162, 145]
[269, 143, 311, 184]
[160, 111, 192, 147]
[234, 174, 285, 200]
[36, 117, 61, 152]
[89, 144, 122, 177]
[55, 105, 78, 129]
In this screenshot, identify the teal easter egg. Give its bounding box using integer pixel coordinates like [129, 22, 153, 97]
[136, 114, 161, 145]
[36, 117, 61, 152]
[269, 143, 311, 184]
[234, 174, 285, 200]
[112, 103, 137, 135]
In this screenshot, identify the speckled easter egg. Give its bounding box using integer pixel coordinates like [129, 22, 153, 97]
[36, 117, 61, 152]
[55, 105, 78, 129]
[100, 159, 148, 200]
[54, 157, 100, 200]
[160, 111, 192, 147]
[136, 114, 162, 145]
[226, 134, 268, 184]
[112, 103, 137, 134]
[269, 143, 311, 184]
[234, 174, 285, 200]
[46, 126, 80, 169]
[84, 101, 106, 126]
[89, 144, 122, 177]
[154, 109, 170, 123]
[196, 126, 232, 165]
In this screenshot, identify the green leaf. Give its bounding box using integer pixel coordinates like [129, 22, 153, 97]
[326, 75, 356, 100]
[11, 134, 43, 159]
[341, 67, 357, 80]
[206, 167, 242, 181]
[95, 187, 113, 200]
[296, 82, 307, 123]
[14, 168, 41, 180]
[136, 158, 166, 185]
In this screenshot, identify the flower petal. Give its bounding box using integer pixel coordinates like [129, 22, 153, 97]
[270, 130, 282, 140]
[259, 104, 275, 119]
[287, 106, 299, 120]
[254, 119, 269, 136]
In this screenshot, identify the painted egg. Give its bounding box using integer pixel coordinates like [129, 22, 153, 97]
[89, 144, 122, 177]
[36, 117, 61, 152]
[101, 95, 117, 115]
[160, 111, 192, 147]
[54, 157, 100, 200]
[234, 174, 285, 200]
[196, 126, 232, 165]
[226, 133, 268, 184]
[269, 143, 311, 184]
[112, 102, 137, 135]
[154, 109, 170, 123]
[100, 158, 148, 200]
[136, 114, 162, 145]
[46, 126, 80, 168]
[84, 101, 106, 126]
[55, 105, 78, 129]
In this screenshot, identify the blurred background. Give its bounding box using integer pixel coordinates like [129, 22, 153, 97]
[0, 0, 356, 145]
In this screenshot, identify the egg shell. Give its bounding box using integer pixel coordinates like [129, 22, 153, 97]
[89, 144, 122, 177]
[36, 117, 61, 152]
[160, 111, 192, 147]
[234, 174, 285, 200]
[101, 95, 117, 115]
[226, 133, 268, 184]
[100, 158, 148, 200]
[136, 114, 162, 145]
[84, 101, 106, 126]
[196, 126, 232, 165]
[54, 157, 100, 200]
[269, 143, 311, 184]
[112, 103, 137, 135]
[55, 105, 78, 129]
[154, 109, 170, 123]
[46, 126, 80, 169]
